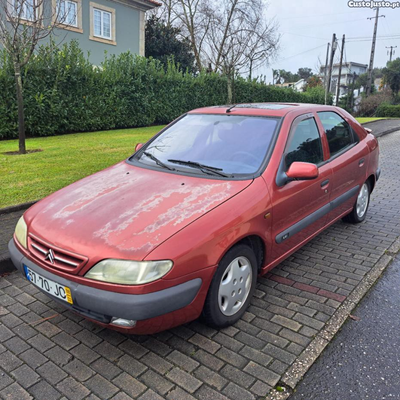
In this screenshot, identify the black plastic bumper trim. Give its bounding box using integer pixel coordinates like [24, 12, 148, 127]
[8, 240, 202, 322]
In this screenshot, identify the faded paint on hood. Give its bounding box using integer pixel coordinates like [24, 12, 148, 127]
[25, 161, 252, 271]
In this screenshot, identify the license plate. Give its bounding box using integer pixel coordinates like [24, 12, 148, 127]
[24, 265, 73, 304]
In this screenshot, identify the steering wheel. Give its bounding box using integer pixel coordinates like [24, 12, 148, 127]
[230, 151, 259, 166]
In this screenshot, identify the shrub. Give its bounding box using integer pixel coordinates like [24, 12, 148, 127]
[0, 41, 329, 139]
[356, 91, 392, 117]
[375, 104, 400, 118]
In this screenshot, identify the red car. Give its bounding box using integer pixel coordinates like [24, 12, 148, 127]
[10, 103, 380, 334]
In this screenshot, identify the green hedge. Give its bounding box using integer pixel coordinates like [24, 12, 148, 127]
[0, 41, 329, 139]
[375, 103, 400, 118]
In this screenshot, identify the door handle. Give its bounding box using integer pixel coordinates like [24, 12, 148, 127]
[320, 179, 329, 187]
[359, 158, 365, 166]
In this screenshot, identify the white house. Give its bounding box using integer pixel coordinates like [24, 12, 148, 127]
[275, 78, 306, 92]
[320, 62, 368, 103]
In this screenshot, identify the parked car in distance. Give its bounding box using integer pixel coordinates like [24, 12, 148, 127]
[9, 103, 380, 334]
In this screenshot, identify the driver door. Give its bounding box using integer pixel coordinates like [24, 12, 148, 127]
[270, 114, 332, 261]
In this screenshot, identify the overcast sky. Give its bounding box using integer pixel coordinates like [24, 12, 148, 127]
[254, 0, 400, 82]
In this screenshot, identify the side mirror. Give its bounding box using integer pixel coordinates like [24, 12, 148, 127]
[135, 143, 144, 152]
[286, 162, 319, 181]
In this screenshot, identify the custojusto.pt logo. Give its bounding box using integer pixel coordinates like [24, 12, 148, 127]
[348, 0, 400, 8]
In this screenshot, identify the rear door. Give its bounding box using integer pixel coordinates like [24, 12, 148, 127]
[316, 111, 369, 222]
[270, 113, 332, 261]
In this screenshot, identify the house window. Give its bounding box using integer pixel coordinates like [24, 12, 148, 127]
[58, 0, 78, 27]
[52, 0, 82, 32]
[12, 0, 36, 21]
[93, 8, 111, 39]
[89, 2, 116, 45]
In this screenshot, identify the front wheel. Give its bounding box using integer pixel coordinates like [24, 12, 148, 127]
[343, 181, 371, 224]
[202, 244, 257, 328]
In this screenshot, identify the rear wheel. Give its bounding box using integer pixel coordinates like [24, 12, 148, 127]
[343, 181, 371, 224]
[202, 244, 257, 328]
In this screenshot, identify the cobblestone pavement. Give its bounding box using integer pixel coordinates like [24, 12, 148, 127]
[290, 254, 400, 400]
[0, 131, 400, 400]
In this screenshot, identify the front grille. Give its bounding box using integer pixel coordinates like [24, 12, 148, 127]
[28, 233, 88, 273]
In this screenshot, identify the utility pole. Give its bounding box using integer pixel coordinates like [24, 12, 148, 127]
[325, 33, 337, 105]
[366, 7, 385, 96]
[324, 42, 330, 93]
[336, 34, 345, 106]
[386, 46, 397, 62]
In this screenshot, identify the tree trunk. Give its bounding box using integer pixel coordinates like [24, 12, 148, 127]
[14, 62, 26, 154]
[227, 71, 233, 104]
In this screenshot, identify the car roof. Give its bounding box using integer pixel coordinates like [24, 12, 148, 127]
[188, 103, 339, 118]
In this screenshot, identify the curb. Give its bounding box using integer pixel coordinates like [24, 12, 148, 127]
[0, 200, 37, 215]
[360, 120, 400, 138]
[375, 127, 400, 138]
[267, 237, 400, 399]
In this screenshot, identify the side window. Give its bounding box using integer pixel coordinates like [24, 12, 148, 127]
[317, 111, 354, 157]
[285, 118, 323, 169]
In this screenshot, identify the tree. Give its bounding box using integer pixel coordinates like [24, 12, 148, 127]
[297, 67, 313, 81]
[277, 69, 299, 83]
[356, 72, 376, 94]
[156, 0, 279, 102]
[373, 67, 383, 79]
[383, 58, 400, 97]
[145, 15, 196, 73]
[0, 0, 72, 153]
[305, 75, 322, 90]
[155, 0, 181, 27]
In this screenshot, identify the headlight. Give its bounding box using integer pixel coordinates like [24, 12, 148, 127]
[15, 216, 27, 249]
[84, 259, 173, 285]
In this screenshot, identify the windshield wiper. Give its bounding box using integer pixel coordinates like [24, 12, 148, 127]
[143, 152, 175, 171]
[167, 159, 230, 177]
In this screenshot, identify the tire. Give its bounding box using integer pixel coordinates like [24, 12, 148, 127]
[342, 180, 371, 224]
[202, 244, 257, 329]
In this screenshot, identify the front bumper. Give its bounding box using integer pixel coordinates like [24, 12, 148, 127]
[8, 239, 202, 325]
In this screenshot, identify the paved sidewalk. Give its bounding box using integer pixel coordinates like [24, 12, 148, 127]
[0, 130, 399, 400]
[363, 118, 400, 137]
[290, 254, 400, 400]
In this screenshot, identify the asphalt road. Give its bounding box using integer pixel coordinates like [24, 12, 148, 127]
[290, 254, 400, 400]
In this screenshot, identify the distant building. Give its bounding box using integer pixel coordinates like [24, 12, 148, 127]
[0, 0, 160, 65]
[320, 62, 367, 104]
[374, 78, 383, 91]
[275, 78, 306, 92]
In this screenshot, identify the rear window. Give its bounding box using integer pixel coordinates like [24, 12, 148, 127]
[317, 111, 355, 157]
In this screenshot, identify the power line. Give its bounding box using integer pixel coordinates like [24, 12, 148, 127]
[347, 35, 400, 40]
[279, 9, 368, 21]
[347, 36, 400, 42]
[281, 31, 329, 41]
[275, 44, 327, 63]
[296, 17, 370, 29]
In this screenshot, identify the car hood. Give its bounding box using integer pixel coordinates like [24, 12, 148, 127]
[25, 161, 252, 269]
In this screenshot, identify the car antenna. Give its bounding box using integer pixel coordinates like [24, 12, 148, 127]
[226, 104, 237, 113]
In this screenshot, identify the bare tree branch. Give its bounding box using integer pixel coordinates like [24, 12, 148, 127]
[0, 0, 80, 153]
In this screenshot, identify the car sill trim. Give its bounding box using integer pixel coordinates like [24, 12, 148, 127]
[275, 185, 360, 243]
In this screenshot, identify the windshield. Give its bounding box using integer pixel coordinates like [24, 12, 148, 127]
[133, 114, 280, 177]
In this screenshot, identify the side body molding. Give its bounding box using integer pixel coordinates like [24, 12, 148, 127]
[275, 185, 359, 244]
